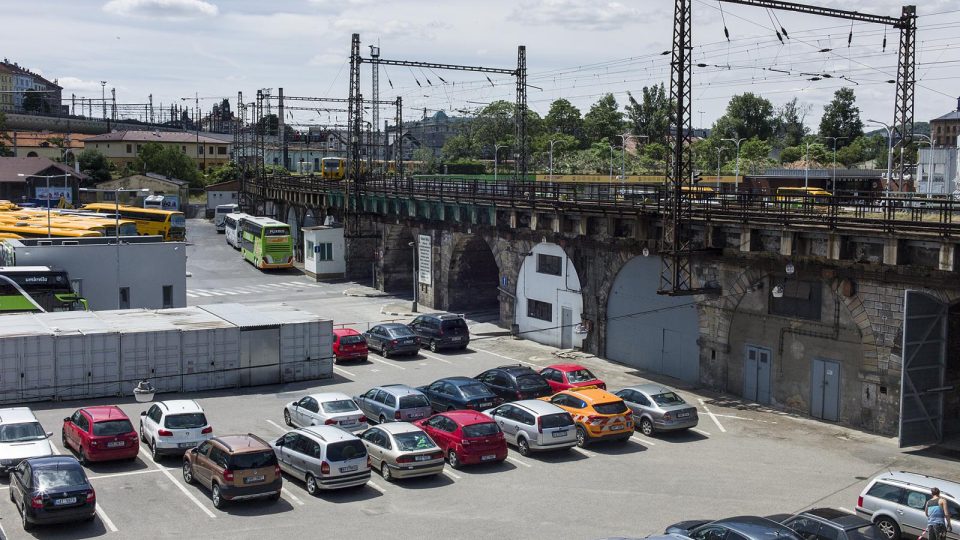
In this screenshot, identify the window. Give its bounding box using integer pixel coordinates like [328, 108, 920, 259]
[162, 285, 173, 308]
[119, 287, 130, 309]
[866, 482, 904, 503]
[769, 280, 822, 321]
[527, 299, 552, 322]
[905, 490, 928, 510]
[315, 242, 333, 261]
[181, 145, 186, 153]
[126, 144, 132, 154]
[198, 146, 203, 155]
[691, 527, 729, 540]
[208, 146, 214, 155]
[103, 191, 116, 201]
[218, 146, 227, 155]
[537, 253, 563, 276]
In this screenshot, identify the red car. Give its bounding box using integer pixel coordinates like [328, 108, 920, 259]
[333, 328, 369, 363]
[62, 406, 139, 464]
[414, 411, 507, 469]
[539, 363, 606, 393]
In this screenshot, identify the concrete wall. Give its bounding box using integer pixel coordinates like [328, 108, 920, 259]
[206, 190, 238, 210]
[515, 242, 584, 349]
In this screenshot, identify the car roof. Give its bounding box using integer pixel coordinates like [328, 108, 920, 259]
[871, 471, 960, 497]
[301, 425, 360, 443]
[494, 365, 538, 376]
[713, 516, 800, 539]
[441, 376, 482, 387]
[307, 392, 354, 403]
[377, 422, 426, 436]
[379, 323, 409, 330]
[548, 363, 588, 372]
[627, 383, 674, 395]
[378, 384, 424, 398]
[83, 405, 130, 422]
[26, 456, 84, 470]
[800, 509, 872, 530]
[511, 399, 567, 416]
[0, 407, 38, 424]
[442, 410, 493, 426]
[156, 400, 203, 414]
[564, 388, 620, 403]
[212, 434, 271, 453]
[421, 312, 463, 321]
[333, 328, 361, 337]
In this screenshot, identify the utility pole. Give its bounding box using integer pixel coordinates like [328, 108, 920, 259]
[822, 136, 847, 191]
[722, 136, 746, 192]
[100, 81, 107, 120]
[716, 147, 722, 191]
[804, 141, 811, 189]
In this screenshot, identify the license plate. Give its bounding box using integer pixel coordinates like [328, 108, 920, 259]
[107, 441, 125, 448]
[478, 402, 492, 408]
[609, 424, 624, 431]
[552, 430, 568, 438]
[481, 455, 496, 461]
[450, 337, 462, 342]
[339, 465, 358, 473]
[179, 442, 195, 449]
[54, 497, 77, 506]
[414, 455, 431, 462]
[244, 475, 265, 484]
[340, 420, 357, 426]
[402, 339, 414, 345]
[410, 413, 424, 418]
[677, 412, 691, 418]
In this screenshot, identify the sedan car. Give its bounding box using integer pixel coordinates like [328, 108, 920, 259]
[539, 363, 606, 392]
[418, 377, 503, 413]
[614, 384, 698, 436]
[363, 323, 420, 358]
[354, 384, 433, 424]
[283, 393, 368, 434]
[9, 456, 96, 530]
[667, 516, 805, 540]
[484, 400, 576, 455]
[777, 508, 884, 540]
[415, 411, 507, 469]
[359, 422, 445, 481]
[62, 406, 139, 464]
[333, 328, 368, 363]
[475, 365, 553, 402]
[0, 407, 54, 474]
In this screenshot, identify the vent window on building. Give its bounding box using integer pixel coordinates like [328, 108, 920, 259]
[536, 254, 563, 276]
[528, 299, 552, 322]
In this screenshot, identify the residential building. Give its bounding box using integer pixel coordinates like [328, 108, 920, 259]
[3, 131, 93, 165]
[0, 60, 62, 114]
[387, 110, 471, 160]
[84, 173, 189, 208]
[205, 179, 239, 213]
[0, 156, 84, 205]
[931, 99, 960, 148]
[83, 130, 232, 171]
[917, 146, 959, 196]
[0, 64, 13, 112]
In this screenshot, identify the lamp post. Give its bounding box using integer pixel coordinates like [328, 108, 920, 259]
[80, 187, 150, 308]
[722, 136, 746, 192]
[17, 173, 71, 237]
[821, 136, 847, 190]
[867, 119, 894, 198]
[804, 141, 811, 189]
[548, 139, 562, 181]
[912, 133, 933, 193]
[715, 147, 723, 191]
[494, 144, 509, 182]
[609, 145, 618, 181]
[618, 134, 647, 180]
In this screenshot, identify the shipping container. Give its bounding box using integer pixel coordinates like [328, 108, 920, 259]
[154, 307, 240, 392]
[198, 304, 282, 386]
[256, 304, 334, 382]
[36, 311, 121, 400]
[94, 310, 183, 394]
[0, 314, 56, 404]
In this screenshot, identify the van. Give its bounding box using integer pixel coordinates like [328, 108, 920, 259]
[214, 204, 240, 232]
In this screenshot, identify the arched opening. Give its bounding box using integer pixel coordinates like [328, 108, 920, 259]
[285, 206, 302, 246]
[606, 255, 699, 383]
[515, 242, 583, 348]
[447, 235, 499, 312]
[26, 151, 38, 157]
[380, 226, 415, 293]
[303, 210, 318, 228]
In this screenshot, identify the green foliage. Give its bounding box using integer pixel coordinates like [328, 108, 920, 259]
[22, 92, 51, 114]
[543, 99, 584, 145]
[472, 100, 515, 149]
[583, 94, 624, 144]
[0, 112, 11, 157]
[773, 98, 809, 148]
[77, 149, 112, 184]
[625, 84, 671, 144]
[643, 142, 669, 161]
[441, 134, 480, 161]
[712, 93, 775, 141]
[133, 142, 201, 187]
[780, 146, 802, 163]
[739, 137, 773, 173]
[818, 88, 863, 146]
[205, 162, 240, 184]
[411, 148, 440, 174]
[445, 160, 486, 175]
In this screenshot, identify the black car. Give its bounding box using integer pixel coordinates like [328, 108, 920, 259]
[408, 313, 470, 352]
[475, 365, 553, 402]
[418, 377, 504, 412]
[776, 508, 883, 540]
[9, 456, 96, 530]
[667, 516, 805, 540]
[363, 323, 420, 358]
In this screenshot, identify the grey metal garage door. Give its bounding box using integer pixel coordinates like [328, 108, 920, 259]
[900, 290, 947, 448]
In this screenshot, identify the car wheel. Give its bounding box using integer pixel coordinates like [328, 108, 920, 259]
[182, 461, 194, 484]
[382, 348, 390, 359]
[283, 409, 292, 427]
[874, 517, 901, 540]
[381, 463, 393, 482]
[269, 491, 281, 502]
[575, 426, 588, 448]
[211, 484, 225, 509]
[517, 437, 531, 457]
[78, 447, 89, 466]
[640, 418, 654, 436]
[447, 450, 461, 469]
[446, 406, 455, 412]
[151, 439, 161, 462]
[61, 430, 68, 448]
[21, 502, 32, 531]
[139, 423, 146, 443]
[305, 474, 318, 496]
[429, 340, 439, 353]
[361, 356, 368, 362]
[379, 415, 387, 425]
[459, 345, 467, 350]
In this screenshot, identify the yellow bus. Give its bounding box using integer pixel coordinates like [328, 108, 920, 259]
[0, 222, 102, 238]
[80, 204, 186, 241]
[775, 187, 832, 202]
[0, 232, 23, 240]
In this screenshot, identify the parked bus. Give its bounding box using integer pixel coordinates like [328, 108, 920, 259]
[224, 212, 248, 249]
[0, 233, 23, 240]
[240, 216, 294, 269]
[0, 266, 88, 313]
[80, 203, 186, 241]
[0, 222, 102, 239]
[214, 204, 240, 232]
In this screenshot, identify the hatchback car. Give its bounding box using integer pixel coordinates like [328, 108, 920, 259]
[0, 407, 54, 474]
[418, 376, 503, 412]
[614, 384, 699, 435]
[543, 388, 633, 447]
[408, 313, 470, 351]
[484, 400, 576, 455]
[778, 508, 885, 540]
[475, 365, 553, 402]
[667, 516, 805, 540]
[271, 426, 370, 494]
[415, 411, 507, 469]
[363, 323, 420, 358]
[139, 400, 213, 461]
[540, 363, 606, 392]
[9, 456, 96, 530]
[855, 471, 960, 540]
[333, 328, 368, 363]
[354, 384, 433, 424]
[283, 392, 368, 434]
[182, 434, 281, 509]
[360, 422, 445, 481]
[62, 406, 139, 464]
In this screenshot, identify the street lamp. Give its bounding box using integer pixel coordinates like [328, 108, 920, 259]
[821, 136, 847, 190]
[912, 133, 933, 193]
[548, 139, 562, 181]
[408, 241, 418, 313]
[866, 119, 894, 198]
[17, 172, 72, 238]
[715, 147, 723, 191]
[618, 134, 647, 180]
[608, 145, 619, 181]
[722, 136, 746, 192]
[494, 144, 509, 182]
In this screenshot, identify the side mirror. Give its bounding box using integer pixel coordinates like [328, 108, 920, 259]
[63, 417, 71, 423]
[45, 432, 53, 438]
[293, 403, 299, 409]
[190, 447, 198, 454]
[275, 438, 285, 447]
[140, 411, 147, 416]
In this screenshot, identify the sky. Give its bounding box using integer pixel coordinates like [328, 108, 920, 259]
[4, 0, 960, 132]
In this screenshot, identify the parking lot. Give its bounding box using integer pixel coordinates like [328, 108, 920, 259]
[0, 219, 955, 539]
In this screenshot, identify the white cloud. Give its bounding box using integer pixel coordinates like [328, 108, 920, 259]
[513, 0, 653, 31]
[102, 0, 218, 19]
[332, 18, 444, 40]
[308, 51, 347, 67]
[57, 77, 108, 93]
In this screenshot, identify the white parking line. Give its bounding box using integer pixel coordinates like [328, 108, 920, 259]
[265, 419, 287, 434]
[139, 448, 217, 519]
[333, 366, 356, 377]
[96, 503, 119, 533]
[418, 351, 453, 364]
[630, 435, 657, 446]
[691, 427, 712, 437]
[442, 469, 461, 480]
[505, 455, 532, 468]
[186, 292, 199, 298]
[190, 291, 213, 297]
[282, 487, 305, 506]
[0, 519, 7, 539]
[570, 447, 598, 458]
[367, 480, 386, 493]
[698, 399, 727, 433]
[368, 355, 406, 370]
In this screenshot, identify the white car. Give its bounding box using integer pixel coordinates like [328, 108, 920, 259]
[283, 393, 368, 434]
[139, 400, 213, 461]
[0, 408, 54, 474]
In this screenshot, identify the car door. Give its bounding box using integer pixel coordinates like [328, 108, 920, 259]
[426, 382, 449, 412]
[483, 371, 510, 401]
[276, 432, 298, 476]
[494, 405, 520, 443]
[690, 526, 730, 540]
[408, 317, 424, 342]
[356, 389, 378, 419]
[362, 428, 388, 468]
[541, 368, 563, 392]
[285, 434, 311, 481]
[11, 461, 29, 510]
[422, 416, 451, 451]
[373, 390, 391, 420]
[192, 441, 214, 487]
[945, 498, 960, 540]
[902, 489, 931, 536]
[146, 405, 163, 441]
[615, 390, 640, 415]
[75, 411, 92, 452]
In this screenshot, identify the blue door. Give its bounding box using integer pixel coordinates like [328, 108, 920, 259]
[811, 359, 840, 422]
[744, 346, 771, 405]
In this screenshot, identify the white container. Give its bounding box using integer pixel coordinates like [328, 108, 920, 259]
[0, 315, 56, 404]
[94, 310, 183, 394]
[158, 307, 241, 392]
[252, 304, 334, 382]
[37, 311, 121, 400]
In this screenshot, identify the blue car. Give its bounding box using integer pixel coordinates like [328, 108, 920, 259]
[9, 456, 96, 530]
[418, 377, 503, 413]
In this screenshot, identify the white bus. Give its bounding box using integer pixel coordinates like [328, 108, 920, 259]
[214, 204, 240, 232]
[224, 212, 248, 248]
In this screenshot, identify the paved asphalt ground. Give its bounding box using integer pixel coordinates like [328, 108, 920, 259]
[0, 219, 955, 540]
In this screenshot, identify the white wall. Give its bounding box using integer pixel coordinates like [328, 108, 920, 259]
[303, 227, 345, 278]
[515, 242, 584, 349]
[206, 190, 238, 210]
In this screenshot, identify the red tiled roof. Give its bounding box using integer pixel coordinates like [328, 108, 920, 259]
[0, 157, 86, 183]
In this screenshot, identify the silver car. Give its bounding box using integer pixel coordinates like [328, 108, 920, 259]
[484, 400, 576, 456]
[359, 422, 445, 481]
[271, 426, 371, 495]
[354, 385, 433, 425]
[0, 408, 54, 474]
[614, 384, 698, 436]
[283, 392, 369, 434]
[856, 471, 960, 540]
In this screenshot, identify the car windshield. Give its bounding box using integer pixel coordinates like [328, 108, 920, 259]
[0, 422, 46, 442]
[394, 431, 436, 452]
[593, 401, 628, 415]
[462, 423, 500, 438]
[540, 413, 574, 429]
[516, 374, 549, 390]
[322, 400, 359, 414]
[326, 440, 366, 462]
[566, 369, 596, 383]
[459, 384, 492, 398]
[847, 525, 884, 540]
[440, 318, 467, 330]
[228, 451, 276, 470]
[164, 413, 207, 430]
[92, 420, 134, 436]
[35, 468, 87, 491]
[388, 326, 415, 338]
[399, 395, 431, 409]
[651, 392, 685, 406]
[340, 335, 365, 345]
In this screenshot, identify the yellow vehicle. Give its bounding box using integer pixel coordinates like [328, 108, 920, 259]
[540, 387, 634, 447]
[80, 204, 186, 241]
[775, 187, 833, 202]
[0, 232, 23, 240]
[321, 157, 347, 180]
[0, 222, 102, 238]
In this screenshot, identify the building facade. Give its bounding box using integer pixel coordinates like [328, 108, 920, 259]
[0, 60, 62, 114]
[916, 147, 959, 196]
[3, 131, 92, 164]
[205, 179, 240, 213]
[83, 130, 232, 171]
[85, 173, 190, 207]
[931, 100, 960, 148]
[0, 156, 84, 205]
[0, 64, 13, 112]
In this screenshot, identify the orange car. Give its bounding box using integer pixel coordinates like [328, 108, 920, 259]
[541, 387, 633, 447]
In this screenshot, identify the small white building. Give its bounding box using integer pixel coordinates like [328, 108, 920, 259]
[302, 225, 345, 280]
[204, 180, 240, 217]
[917, 146, 959, 196]
[514, 242, 584, 349]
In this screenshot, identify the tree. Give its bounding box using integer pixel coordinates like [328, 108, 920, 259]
[22, 92, 51, 114]
[472, 100, 515, 152]
[77, 149, 112, 184]
[0, 112, 12, 157]
[739, 137, 772, 173]
[411, 147, 440, 174]
[713, 93, 775, 141]
[134, 142, 201, 187]
[543, 99, 584, 143]
[819, 88, 863, 147]
[773, 98, 809, 148]
[583, 94, 624, 144]
[441, 134, 480, 161]
[625, 83, 671, 144]
[205, 161, 240, 184]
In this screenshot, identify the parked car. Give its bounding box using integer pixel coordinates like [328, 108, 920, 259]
[283, 393, 368, 434]
[415, 411, 507, 469]
[666, 516, 804, 540]
[139, 400, 213, 461]
[9, 456, 96, 530]
[539, 363, 606, 392]
[363, 323, 420, 358]
[354, 384, 433, 424]
[270, 426, 370, 494]
[359, 422, 445, 481]
[475, 365, 553, 402]
[0, 407, 54, 474]
[182, 434, 282, 509]
[776, 508, 884, 540]
[333, 328, 369, 363]
[408, 312, 470, 352]
[418, 376, 503, 412]
[483, 400, 576, 456]
[614, 384, 698, 436]
[855, 471, 960, 540]
[62, 406, 139, 464]
[542, 388, 633, 447]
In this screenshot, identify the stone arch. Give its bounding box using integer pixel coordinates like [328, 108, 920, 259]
[446, 233, 500, 312]
[26, 151, 38, 157]
[303, 209, 319, 228]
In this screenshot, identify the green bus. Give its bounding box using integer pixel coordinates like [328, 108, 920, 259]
[0, 266, 89, 313]
[240, 216, 294, 269]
